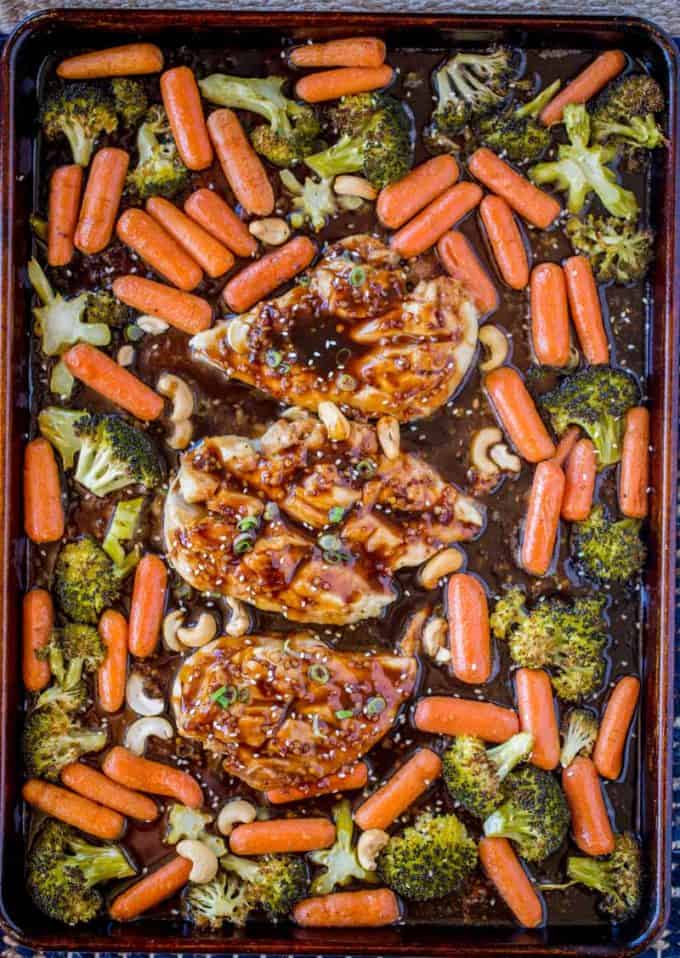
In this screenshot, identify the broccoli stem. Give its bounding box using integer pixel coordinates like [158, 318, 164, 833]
[28, 258, 55, 305]
[515, 79, 561, 119]
[68, 834, 135, 886]
[483, 805, 532, 844]
[305, 134, 364, 180]
[222, 852, 260, 883]
[566, 855, 608, 892]
[487, 731, 533, 781]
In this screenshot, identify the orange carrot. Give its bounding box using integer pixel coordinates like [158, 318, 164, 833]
[390, 182, 482, 259]
[562, 438, 596, 521]
[146, 196, 234, 278]
[353, 749, 442, 831]
[63, 344, 164, 421]
[485, 366, 556, 463]
[293, 888, 400, 927]
[414, 696, 519, 742]
[376, 156, 459, 230]
[530, 263, 571, 366]
[563, 255, 609, 364]
[553, 425, 580, 467]
[160, 66, 213, 171]
[593, 676, 640, 780]
[479, 837, 544, 928]
[266, 763, 369, 804]
[112, 275, 212, 335]
[540, 51, 627, 126]
[296, 65, 394, 103]
[479, 195, 529, 290]
[47, 165, 83, 267]
[22, 589, 53, 692]
[184, 189, 258, 258]
[447, 573, 492, 684]
[128, 553, 167, 658]
[24, 437, 64, 544]
[207, 109, 274, 217]
[22, 779, 124, 840]
[230, 818, 336, 855]
[97, 609, 128, 714]
[116, 208, 203, 291]
[223, 236, 316, 313]
[57, 43, 164, 79]
[515, 668, 560, 771]
[290, 37, 386, 69]
[102, 747, 203, 808]
[61, 763, 158, 822]
[562, 756, 615, 856]
[74, 148, 129, 255]
[109, 855, 191, 921]
[619, 407, 650, 519]
[437, 230, 499, 314]
[468, 148, 561, 229]
[521, 459, 565, 576]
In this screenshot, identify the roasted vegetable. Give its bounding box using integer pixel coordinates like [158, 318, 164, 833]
[572, 504, 645, 583]
[565, 214, 654, 283]
[483, 765, 570, 862]
[41, 82, 117, 166]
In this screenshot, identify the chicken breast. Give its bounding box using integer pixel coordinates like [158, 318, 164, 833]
[172, 632, 417, 792]
[164, 409, 484, 625]
[191, 234, 479, 422]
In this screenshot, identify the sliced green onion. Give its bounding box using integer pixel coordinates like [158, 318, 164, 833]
[355, 458, 377, 478]
[336, 347, 352, 366]
[233, 532, 255, 555]
[237, 515, 260, 533]
[298, 273, 311, 287]
[212, 685, 237, 708]
[266, 349, 282, 368]
[366, 695, 386, 716]
[312, 713, 324, 737]
[319, 533, 343, 552]
[309, 664, 330, 685]
[336, 373, 356, 392]
[125, 323, 144, 342]
[335, 709, 354, 720]
[264, 502, 280, 521]
[349, 266, 366, 287]
[324, 551, 344, 564]
[328, 506, 345, 524]
[238, 687, 250, 703]
[279, 363, 290, 375]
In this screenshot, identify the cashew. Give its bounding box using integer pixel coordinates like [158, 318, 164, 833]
[157, 374, 194, 423]
[421, 616, 448, 659]
[137, 314, 169, 334]
[177, 612, 218, 649]
[479, 325, 509, 373]
[281, 405, 311, 421]
[318, 401, 350, 441]
[470, 427, 504, 478]
[167, 419, 194, 451]
[419, 548, 465, 589]
[126, 672, 165, 716]
[376, 416, 400, 460]
[117, 345, 135, 367]
[490, 442, 521, 474]
[249, 217, 291, 246]
[226, 318, 251, 355]
[163, 610, 185, 651]
[224, 597, 250, 638]
[357, 829, 389, 870]
[176, 839, 219, 883]
[333, 175, 377, 201]
[124, 716, 173, 755]
[454, 495, 485, 527]
[217, 799, 257, 836]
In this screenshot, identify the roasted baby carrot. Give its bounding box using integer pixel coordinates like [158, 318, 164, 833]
[540, 50, 627, 126]
[593, 675, 640, 780]
[562, 756, 615, 856]
[103, 747, 203, 808]
[479, 195, 529, 290]
[128, 553, 167, 658]
[116, 208, 203, 291]
[22, 779, 124, 840]
[290, 37, 386, 69]
[376, 155, 459, 230]
[515, 668, 560, 771]
[22, 589, 53, 692]
[24, 437, 64, 544]
[437, 230, 499, 314]
[160, 66, 213, 170]
[562, 438, 596, 521]
[74, 148, 129, 255]
[63, 344, 164, 421]
[109, 855, 191, 921]
[353, 748, 442, 831]
[296, 65, 394, 103]
[478, 837, 544, 928]
[468, 148, 561, 229]
[485, 366, 556, 463]
[414, 696, 519, 742]
[447, 573, 492, 685]
[390, 181, 483, 259]
[230, 818, 336, 855]
[207, 109, 275, 217]
[47, 165, 83, 266]
[223, 236, 317, 313]
[97, 609, 128, 714]
[553, 425, 580, 467]
[521, 459, 565, 576]
[146, 196, 234, 278]
[57, 43, 164, 79]
[113, 275, 212, 335]
[619, 407, 650, 519]
[530, 263, 571, 366]
[563, 255, 609, 364]
[293, 888, 400, 927]
[266, 763, 369, 804]
[61, 762, 158, 822]
[184, 189, 258, 258]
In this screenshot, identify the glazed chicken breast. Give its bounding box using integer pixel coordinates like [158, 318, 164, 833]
[191, 234, 479, 422]
[172, 632, 417, 791]
[164, 408, 484, 625]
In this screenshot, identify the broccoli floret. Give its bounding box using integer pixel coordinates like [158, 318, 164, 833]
[84, 290, 130, 326]
[126, 106, 190, 201]
[111, 78, 149, 127]
[279, 168, 361, 232]
[165, 803, 226, 858]
[592, 75, 665, 124]
[54, 537, 122, 624]
[27, 819, 134, 925]
[222, 852, 309, 920]
[560, 708, 599, 768]
[572, 504, 645, 583]
[308, 799, 377, 895]
[183, 871, 252, 929]
[593, 113, 665, 150]
[541, 366, 640, 468]
[565, 214, 654, 284]
[35, 621, 104, 713]
[38, 406, 88, 469]
[376, 812, 477, 901]
[28, 259, 111, 357]
[41, 82, 118, 167]
[477, 79, 560, 162]
[443, 732, 534, 819]
[483, 766, 570, 862]
[488, 587, 526, 640]
[566, 833, 641, 921]
[102, 497, 144, 575]
[529, 104, 638, 219]
[74, 413, 163, 497]
[23, 704, 107, 781]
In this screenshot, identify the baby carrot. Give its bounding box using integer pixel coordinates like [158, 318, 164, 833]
[540, 50, 627, 126]
[562, 438, 596, 521]
[290, 37, 386, 69]
[563, 255, 609, 364]
[414, 696, 519, 742]
[390, 182, 483, 259]
[128, 553, 167, 658]
[353, 749, 442, 831]
[521, 459, 565, 576]
[116, 208, 203, 291]
[47, 165, 83, 266]
[437, 230, 499, 314]
[57, 43, 164, 79]
[553, 425, 580, 467]
[109, 855, 191, 921]
[24, 437, 64, 544]
[22, 589, 53, 692]
[230, 818, 336, 855]
[223, 236, 317, 313]
[293, 888, 400, 927]
[103, 747, 203, 808]
[184, 189, 258, 258]
[479, 837, 544, 928]
[146, 196, 234, 278]
[479, 195, 529, 290]
[530, 263, 571, 366]
[61, 763, 158, 822]
[160, 66, 213, 170]
[296, 65, 394, 103]
[468, 148, 561, 229]
[376, 155, 459, 230]
[447, 573, 492, 685]
[515, 668, 560, 770]
[207, 109, 275, 217]
[74, 148, 129, 255]
[266, 763, 369, 804]
[593, 675, 640, 780]
[112, 276, 212, 335]
[22, 779, 124, 840]
[63, 344, 164, 421]
[485, 366, 556, 463]
[97, 609, 128, 714]
[562, 756, 615, 856]
[619, 407, 650, 519]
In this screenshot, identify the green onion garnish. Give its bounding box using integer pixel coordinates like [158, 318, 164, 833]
[355, 458, 377, 478]
[237, 516, 260, 533]
[349, 266, 366, 287]
[212, 685, 237, 708]
[336, 373, 356, 392]
[309, 664, 330, 685]
[319, 533, 342, 552]
[366, 695, 386, 716]
[328, 506, 345, 524]
[233, 532, 255, 555]
[335, 709, 354, 720]
[266, 349, 282, 368]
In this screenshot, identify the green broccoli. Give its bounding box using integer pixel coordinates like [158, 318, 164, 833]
[591, 74, 665, 166]
[376, 812, 477, 901]
[28, 258, 111, 358]
[477, 79, 560, 162]
[23, 704, 107, 781]
[183, 871, 252, 929]
[102, 497, 144, 575]
[280, 168, 361, 232]
[38, 406, 88, 469]
[565, 833, 641, 921]
[41, 82, 118, 167]
[84, 290, 131, 326]
[560, 708, 599, 768]
[165, 803, 226, 858]
[442, 732, 534, 819]
[35, 622, 105, 713]
[593, 114, 665, 150]
[572, 504, 645, 583]
[222, 852, 309, 919]
[540, 366, 640, 468]
[565, 214, 654, 283]
[111, 77, 149, 127]
[483, 766, 570, 862]
[50, 359, 76, 399]
[308, 799, 377, 895]
[54, 537, 122, 624]
[126, 106, 190, 201]
[74, 413, 163, 497]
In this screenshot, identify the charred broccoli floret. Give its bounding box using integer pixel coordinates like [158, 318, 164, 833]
[591, 75, 665, 164]
[41, 82, 118, 166]
[23, 704, 107, 781]
[74, 413, 163, 497]
[27, 819, 134, 925]
[183, 871, 252, 929]
[165, 803, 226, 858]
[38, 406, 88, 469]
[483, 766, 570, 862]
[560, 708, 599, 768]
[572, 504, 645, 583]
[28, 259, 111, 358]
[443, 732, 534, 819]
[565, 833, 641, 921]
[565, 214, 654, 283]
[477, 79, 560, 162]
[102, 497, 144, 575]
[54, 537, 122, 624]
[111, 77, 149, 127]
[222, 853, 309, 919]
[308, 799, 377, 895]
[84, 290, 130, 326]
[126, 106, 190, 201]
[35, 621, 104, 712]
